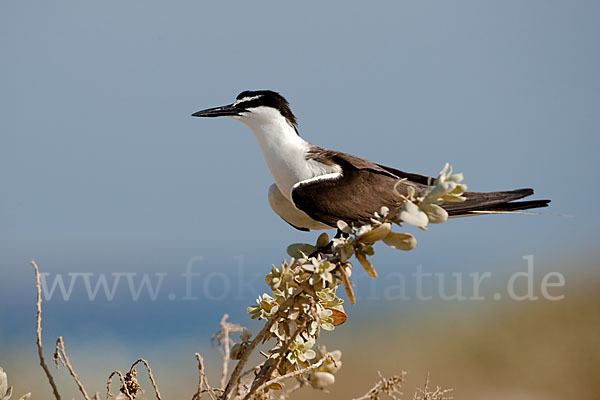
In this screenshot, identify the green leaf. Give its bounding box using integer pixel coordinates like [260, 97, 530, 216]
[286, 243, 315, 258]
[316, 232, 330, 248]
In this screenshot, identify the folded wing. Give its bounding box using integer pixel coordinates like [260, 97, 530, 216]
[292, 149, 550, 227]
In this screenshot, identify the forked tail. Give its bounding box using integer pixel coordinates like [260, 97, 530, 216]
[442, 188, 551, 217]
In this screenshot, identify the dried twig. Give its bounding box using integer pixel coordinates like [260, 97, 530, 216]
[106, 370, 133, 400]
[212, 314, 244, 389]
[54, 336, 91, 400]
[128, 359, 163, 400]
[192, 353, 206, 400]
[218, 316, 232, 390]
[222, 285, 306, 400]
[278, 381, 306, 400]
[192, 353, 218, 400]
[30, 260, 62, 400]
[242, 305, 310, 400]
[252, 354, 333, 396]
[353, 371, 406, 400]
[232, 363, 263, 400]
[412, 373, 453, 400]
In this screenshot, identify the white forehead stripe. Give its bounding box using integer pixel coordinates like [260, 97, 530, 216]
[234, 95, 263, 106]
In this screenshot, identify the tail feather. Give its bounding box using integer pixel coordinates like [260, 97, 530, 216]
[443, 188, 550, 217]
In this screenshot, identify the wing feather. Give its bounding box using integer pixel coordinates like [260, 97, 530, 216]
[294, 148, 550, 227]
[291, 167, 419, 227]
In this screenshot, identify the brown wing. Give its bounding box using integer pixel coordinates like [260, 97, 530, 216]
[374, 163, 434, 185]
[291, 168, 404, 227]
[296, 147, 550, 226]
[293, 149, 426, 226]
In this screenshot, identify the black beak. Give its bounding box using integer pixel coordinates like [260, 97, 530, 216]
[191, 104, 244, 118]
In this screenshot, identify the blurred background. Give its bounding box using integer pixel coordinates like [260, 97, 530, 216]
[1, 1, 599, 399]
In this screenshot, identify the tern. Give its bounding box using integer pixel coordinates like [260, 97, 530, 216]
[192, 90, 550, 231]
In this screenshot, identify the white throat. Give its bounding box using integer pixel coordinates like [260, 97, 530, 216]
[232, 107, 339, 200]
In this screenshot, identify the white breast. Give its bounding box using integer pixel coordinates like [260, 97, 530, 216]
[235, 107, 340, 201]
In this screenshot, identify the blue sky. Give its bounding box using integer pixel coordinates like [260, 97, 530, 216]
[1, 0, 599, 367]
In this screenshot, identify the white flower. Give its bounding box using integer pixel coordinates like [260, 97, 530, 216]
[396, 163, 466, 228]
[423, 181, 457, 203]
[287, 337, 317, 366]
[302, 258, 336, 285]
[419, 202, 448, 224]
[430, 163, 467, 202]
[399, 201, 429, 228]
[436, 163, 462, 184]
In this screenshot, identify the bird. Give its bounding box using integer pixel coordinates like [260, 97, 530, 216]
[192, 90, 550, 232]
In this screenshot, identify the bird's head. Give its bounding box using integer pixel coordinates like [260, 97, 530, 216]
[192, 90, 298, 133]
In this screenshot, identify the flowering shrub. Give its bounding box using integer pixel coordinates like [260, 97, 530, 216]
[219, 163, 466, 398]
[18, 163, 461, 400]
